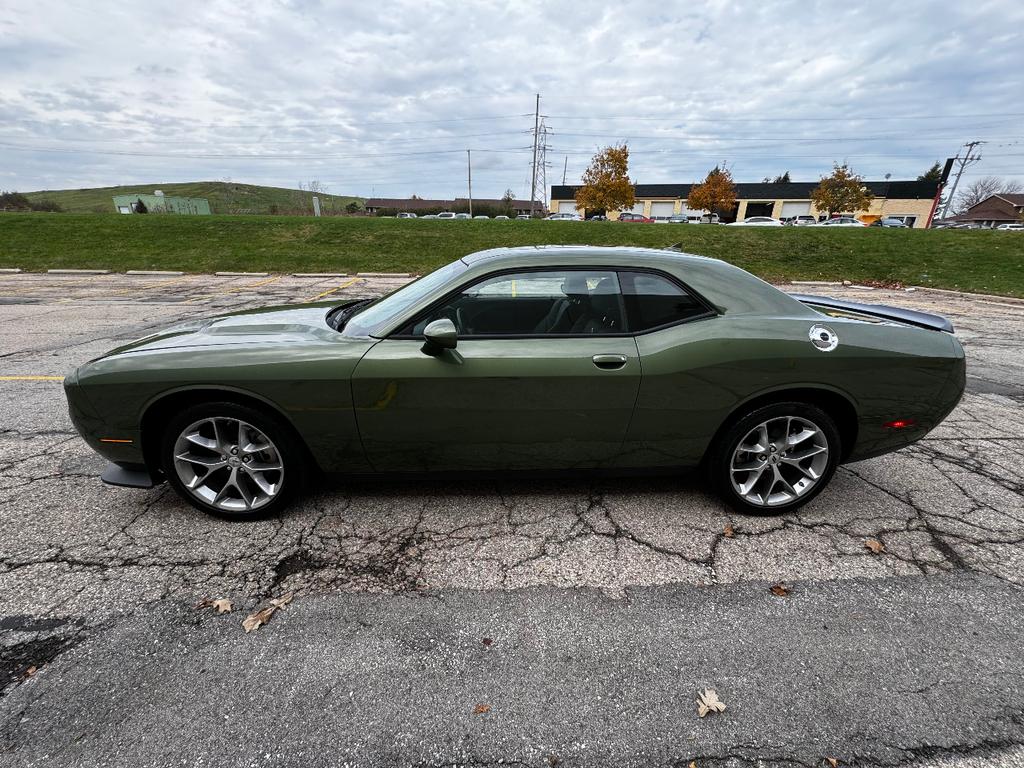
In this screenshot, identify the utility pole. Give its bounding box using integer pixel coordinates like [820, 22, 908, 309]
[940, 141, 984, 220]
[467, 149, 473, 217]
[562, 155, 568, 185]
[530, 93, 540, 217]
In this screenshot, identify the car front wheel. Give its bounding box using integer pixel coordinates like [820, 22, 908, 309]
[710, 402, 841, 515]
[160, 401, 305, 520]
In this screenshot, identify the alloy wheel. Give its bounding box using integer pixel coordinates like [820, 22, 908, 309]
[172, 417, 284, 513]
[729, 415, 829, 508]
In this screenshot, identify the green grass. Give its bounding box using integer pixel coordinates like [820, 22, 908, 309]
[21, 182, 361, 215]
[2, 213, 1023, 296]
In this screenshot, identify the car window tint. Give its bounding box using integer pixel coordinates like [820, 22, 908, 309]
[399, 270, 625, 336]
[621, 272, 707, 331]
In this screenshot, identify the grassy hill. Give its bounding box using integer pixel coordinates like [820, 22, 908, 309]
[1, 213, 1023, 296]
[22, 182, 362, 215]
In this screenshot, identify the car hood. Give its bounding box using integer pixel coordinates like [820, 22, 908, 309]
[99, 299, 365, 358]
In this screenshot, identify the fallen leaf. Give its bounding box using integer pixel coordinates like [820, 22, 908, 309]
[770, 583, 791, 597]
[24, 666, 37, 678]
[864, 539, 885, 554]
[242, 606, 276, 633]
[473, 703, 491, 715]
[689, 762, 698, 768]
[825, 759, 839, 767]
[723, 524, 735, 539]
[482, 637, 493, 647]
[212, 599, 233, 614]
[696, 688, 726, 718]
[269, 592, 294, 610]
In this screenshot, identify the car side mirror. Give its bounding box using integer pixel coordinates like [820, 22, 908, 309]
[422, 318, 457, 355]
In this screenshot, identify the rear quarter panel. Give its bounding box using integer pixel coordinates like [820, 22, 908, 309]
[617, 314, 963, 468]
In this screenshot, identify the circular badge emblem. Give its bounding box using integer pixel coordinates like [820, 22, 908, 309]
[809, 324, 839, 352]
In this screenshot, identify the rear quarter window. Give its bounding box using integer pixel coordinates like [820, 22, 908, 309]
[620, 271, 710, 332]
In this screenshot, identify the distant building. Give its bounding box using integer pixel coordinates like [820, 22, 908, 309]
[948, 194, 1024, 228]
[549, 180, 941, 228]
[363, 197, 544, 216]
[113, 191, 211, 215]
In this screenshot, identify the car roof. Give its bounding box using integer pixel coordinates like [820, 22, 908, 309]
[454, 245, 810, 319]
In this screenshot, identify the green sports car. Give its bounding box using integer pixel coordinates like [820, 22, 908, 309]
[64, 246, 965, 519]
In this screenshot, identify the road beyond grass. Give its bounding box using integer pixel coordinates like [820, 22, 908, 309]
[2, 212, 1023, 296]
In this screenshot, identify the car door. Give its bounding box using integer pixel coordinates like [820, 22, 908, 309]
[351, 268, 641, 472]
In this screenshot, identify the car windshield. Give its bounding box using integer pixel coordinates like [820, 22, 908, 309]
[340, 259, 468, 337]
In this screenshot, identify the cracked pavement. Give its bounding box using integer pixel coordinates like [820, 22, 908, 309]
[0, 272, 1022, 767]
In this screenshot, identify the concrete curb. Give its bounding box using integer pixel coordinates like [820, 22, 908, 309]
[356, 272, 412, 278]
[126, 270, 185, 276]
[47, 269, 111, 275]
[789, 280, 842, 286]
[291, 273, 350, 278]
[909, 285, 1024, 305]
[0, 268, 22, 273]
[214, 271, 269, 277]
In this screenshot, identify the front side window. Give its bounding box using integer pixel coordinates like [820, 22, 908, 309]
[399, 270, 625, 336]
[620, 272, 709, 331]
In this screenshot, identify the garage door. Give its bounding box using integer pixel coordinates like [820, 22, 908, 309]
[650, 201, 676, 219]
[780, 201, 811, 218]
[558, 201, 578, 214]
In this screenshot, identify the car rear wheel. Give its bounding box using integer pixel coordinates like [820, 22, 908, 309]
[710, 402, 840, 516]
[160, 401, 305, 520]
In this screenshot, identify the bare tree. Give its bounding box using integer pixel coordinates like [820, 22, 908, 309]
[956, 176, 1024, 213]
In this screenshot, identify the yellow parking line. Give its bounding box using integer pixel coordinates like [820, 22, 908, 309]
[0, 375, 65, 381]
[185, 275, 284, 303]
[307, 277, 363, 302]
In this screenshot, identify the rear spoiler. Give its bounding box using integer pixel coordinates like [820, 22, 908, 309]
[790, 293, 955, 333]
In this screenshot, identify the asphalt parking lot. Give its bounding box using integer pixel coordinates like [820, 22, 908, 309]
[1, 271, 1023, 767]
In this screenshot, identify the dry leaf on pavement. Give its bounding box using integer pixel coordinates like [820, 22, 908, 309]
[242, 607, 276, 633]
[24, 666, 37, 678]
[864, 539, 885, 554]
[242, 592, 295, 633]
[482, 637, 493, 647]
[696, 688, 726, 718]
[826, 759, 839, 767]
[723, 524, 735, 538]
[769, 583, 791, 597]
[473, 703, 491, 715]
[212, 599, 233, 614]
[269, 592, 294, 610]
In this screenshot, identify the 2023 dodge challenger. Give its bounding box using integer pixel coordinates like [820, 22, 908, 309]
[64, 246, 965, 520]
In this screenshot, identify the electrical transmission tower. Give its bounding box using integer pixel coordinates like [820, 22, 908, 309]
[939, 141, 984, 220]
[536, 120, 551, 212]
[528, 95, 553, 216]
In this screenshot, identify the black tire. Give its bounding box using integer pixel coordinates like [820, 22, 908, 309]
[160, 401, 307, 521]
[709, 401, 841, 516]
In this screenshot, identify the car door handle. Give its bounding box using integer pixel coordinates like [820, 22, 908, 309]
[592, 354, 628, 370]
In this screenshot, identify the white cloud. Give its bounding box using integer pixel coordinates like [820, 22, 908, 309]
[1, 0, 1022, 198]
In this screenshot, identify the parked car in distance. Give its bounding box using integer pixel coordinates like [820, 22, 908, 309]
[420, 214, 438, 219]
[545, 212, 582, 221]
[728, 216, 783, 227]
[662, 214, 688, 224]
[436, 212, 457, 219]
[617, 212, 655, 223]
[454, 213, 472, 220]
[818, 217, 866, 227]
[589, 214, 607, 221]
[870, 218, 908, 228]
[64, 245, 965, 520]
[784, 215, 817, 226]
[515, 214, 531, 220]
[494, 215, 510, 220]
[995, 223, 1024, 231]
[689, 213, 721, 224]
[473, 215, 490, 220]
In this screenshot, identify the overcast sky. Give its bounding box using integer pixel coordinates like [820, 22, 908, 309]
[2, 0, 1023, 201]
